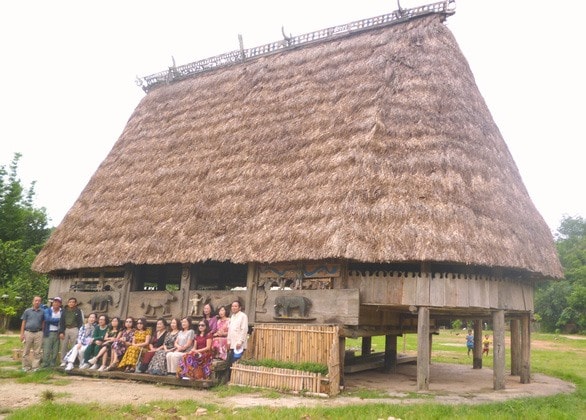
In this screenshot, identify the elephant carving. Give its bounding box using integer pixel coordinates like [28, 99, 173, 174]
[274, 295, 312, 318]
[89, 294, 113, 312]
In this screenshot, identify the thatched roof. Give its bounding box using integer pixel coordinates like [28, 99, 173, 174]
[33, 13, 562, 278]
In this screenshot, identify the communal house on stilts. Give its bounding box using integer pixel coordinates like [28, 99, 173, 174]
[33, 1, 562, 393]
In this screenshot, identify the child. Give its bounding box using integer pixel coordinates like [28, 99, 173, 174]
[466, 330, 474, 356]
[482, 334, 491, 356]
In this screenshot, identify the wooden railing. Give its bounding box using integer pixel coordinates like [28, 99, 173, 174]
[138, 1, 456, 92]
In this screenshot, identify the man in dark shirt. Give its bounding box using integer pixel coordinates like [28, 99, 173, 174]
[58, 297, 83, 364]
[20, 296, 44, 372]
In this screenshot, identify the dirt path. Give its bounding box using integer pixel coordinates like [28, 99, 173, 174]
[0, 362, 575, 415]
[0, 335, 578, 415]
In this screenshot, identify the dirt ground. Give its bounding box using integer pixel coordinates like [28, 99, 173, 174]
[0, 361, 575, 415]
[0, 335, 580, 416]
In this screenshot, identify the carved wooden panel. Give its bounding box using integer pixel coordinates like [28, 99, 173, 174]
[254, 290, 359, 325]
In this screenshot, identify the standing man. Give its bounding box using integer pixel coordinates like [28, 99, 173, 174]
[41, 297, 62, 368]
[58, 297, 83, 366]
[226, 300, 248, 376]
[19, 296, 45, 372]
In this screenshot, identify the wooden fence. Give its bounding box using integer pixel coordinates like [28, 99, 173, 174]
[230, 365, 323, 394]
[230, 323, 340, 395]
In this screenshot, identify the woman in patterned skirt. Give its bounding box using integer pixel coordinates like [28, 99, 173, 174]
[177, 319, 213, 380]
[147, 317, 180, 375]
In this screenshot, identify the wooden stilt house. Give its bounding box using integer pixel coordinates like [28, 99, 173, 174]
[33, 1, 562, 392]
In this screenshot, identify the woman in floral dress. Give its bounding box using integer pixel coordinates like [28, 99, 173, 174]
[108, 317, 135, 370]
[147, 317, 180, 375]
[212, 306, 230, 360]
[118, 317, 151, 372]
[177, 319, 213, 380]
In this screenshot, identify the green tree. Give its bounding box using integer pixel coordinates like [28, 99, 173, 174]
[0, 153, 51, 330]
[535, 216, 586, 333]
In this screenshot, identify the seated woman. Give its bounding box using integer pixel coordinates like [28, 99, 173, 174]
[177, 319, 213, 380]
[147, 317, 180, 375]
[108, 317, 135, 371]
[63, 312, 96, 371]
[81, 314, 109, 369]
[90, 316, 120, 371]
[137, 318, 167, 372]
[165, 317, 194, 375]
[212, 305, 230, 360]
[118, 317, 151, 373]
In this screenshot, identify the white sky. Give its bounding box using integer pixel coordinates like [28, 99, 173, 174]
[1, 0, 584, 232]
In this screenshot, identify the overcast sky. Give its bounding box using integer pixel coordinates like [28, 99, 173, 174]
[1, 0, 584, 232]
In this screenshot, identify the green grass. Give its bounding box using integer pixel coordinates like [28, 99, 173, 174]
[2, 331, 585, 419]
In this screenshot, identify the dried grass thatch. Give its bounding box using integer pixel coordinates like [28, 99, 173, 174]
[33, 15, 562, 278]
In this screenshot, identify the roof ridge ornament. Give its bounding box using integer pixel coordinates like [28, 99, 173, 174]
[137, 0, 456, 93]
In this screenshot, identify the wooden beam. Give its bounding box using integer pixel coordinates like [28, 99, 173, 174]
[493, 309, 506, 390]
[417, 306, 430, 391]
[340, 325, 437, 338]
[510, 318, 521, 376]
[520, 314, 531, 383]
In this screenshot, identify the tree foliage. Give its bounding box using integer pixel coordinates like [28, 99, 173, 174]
[0, 153, 51, 329]
[535, 215, 586, 333]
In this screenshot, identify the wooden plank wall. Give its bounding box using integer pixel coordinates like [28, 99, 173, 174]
[347, 271, 533, 311]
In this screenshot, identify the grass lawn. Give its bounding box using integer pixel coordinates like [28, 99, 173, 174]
[1, 330, 585, 419]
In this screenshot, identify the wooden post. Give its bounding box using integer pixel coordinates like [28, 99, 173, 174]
[510, 318, 521, 376]
[473, 319, 483, 369]
[417, 306, 430, 391]
[520, 314, 531, 384]
[493, 310, 506, 390]
[180, 264, 191, 317]
[120, 267, 135, 319]
[384, 334, 397, 373]
[362, 337, 372, 356]
[338, 336, 346, 388]
[429, 333, 433, 363]
[245, 263, 257, 323]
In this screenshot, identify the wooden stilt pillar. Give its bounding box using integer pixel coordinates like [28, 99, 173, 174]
[417, 306, 430, 391]
[384, 334, 397, 373]
[510, 318, 521, 376]
[473, 319, 483, 369]
[362, 337, 372, 356]
[493, 310, 506, 390]
[339, 336, 346, 388]
[429, 333, 433, 364]
[520, 314, 531, 384]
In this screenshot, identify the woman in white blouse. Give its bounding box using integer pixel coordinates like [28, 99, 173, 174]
[165, 316, 194, 374]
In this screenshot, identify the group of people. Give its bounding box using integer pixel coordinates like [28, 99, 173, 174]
[20, 295, 249, 380]
[465, 330, 491, 356]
